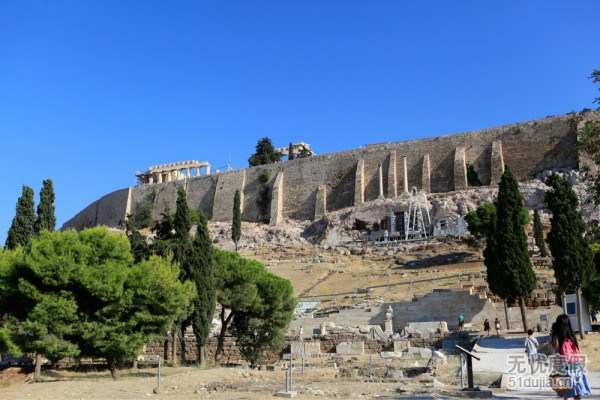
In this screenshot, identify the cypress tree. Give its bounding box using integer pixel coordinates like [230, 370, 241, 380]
[232, 190, 241, 251]
[34, 179, 56, 234]
[546, 173, 594, 339]
[187, 211, 215, 366]
[490, 166, 536, 331]
[533, 210, 547, 257]
[6, 185, 36, 250]
[288, 142, 294, 161]
[173, 186, 191, 240]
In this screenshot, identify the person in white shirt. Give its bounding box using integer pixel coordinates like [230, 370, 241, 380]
[524, 328, 539, 373]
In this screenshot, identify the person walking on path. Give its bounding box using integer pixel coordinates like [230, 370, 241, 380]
[483, 319, 490, 336]
[524, 328, 539, 373]
[494, 318, 501, 336]
[552, 314, 591, 400]
[458, 313, 465, 330]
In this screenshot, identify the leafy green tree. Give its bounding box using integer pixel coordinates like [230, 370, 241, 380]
[546, 173, 594, 339]
[232, 190, 242, 251]
[465, 202, 497, 238]
[212, 248, 263, 361]
[34, 179, 56, 234]
[577, 70, 600, 206]
[184, 211, 215, 366]
[578, 120, 600, 207]
[0, 325, 18, 355]
[0, 228, 195, 380]
[288, 142, 294, 161]
[122, 216, 152, 263]
[136, 202, 154, 229]
[5, 185, 36, 250]
[591, 69, 600, 105]
[533, 210, 548, 257]
[584, 245, 600, 311]
[212, 248, 296, 364]
[480, 167, 535, 332]
[229, 273, 296, 366]
[0, 245, 79, 379]
[248, 137, 282, 167]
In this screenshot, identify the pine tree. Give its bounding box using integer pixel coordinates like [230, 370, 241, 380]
[248, 137, 282, 166]
[533, 210, 548, 257]
[487, 166, 536, 331]
[6, 185, 36, 250]
[34, 179, 56, 234]
[232, 190, 242, 251]
[546, 173, 594, 339]
[186, 211, 215, 366]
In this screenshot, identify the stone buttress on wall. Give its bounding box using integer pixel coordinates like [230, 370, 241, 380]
[62, 112, 599, 230]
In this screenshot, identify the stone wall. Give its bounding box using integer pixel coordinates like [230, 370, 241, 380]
[289, 288, 564, 335]
[62, 112, 600, 230]
[63, 188, 129, 231]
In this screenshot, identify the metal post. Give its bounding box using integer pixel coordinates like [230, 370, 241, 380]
[157, 355, 161, 389]
[289, 354, 293, 392]
[466, 354, 474, 388]
[369, 355, 372, 378]
[460, 353, 465, 389]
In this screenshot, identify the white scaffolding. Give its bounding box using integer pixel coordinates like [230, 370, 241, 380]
[404, 187, 431, 240]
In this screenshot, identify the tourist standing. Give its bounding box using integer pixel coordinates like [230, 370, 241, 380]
[458, 313, 465, 330]
[524, 329, 539, 373]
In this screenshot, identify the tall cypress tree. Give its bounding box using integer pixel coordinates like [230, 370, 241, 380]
[232, 190, 241, 251]
[186, 211, 215, 366]
[546, 173, 594, 339]
[173, 186, 191, 240]
[6, 185, 36, 250]
[533, 210, 548, 257]
[491, 166, 536, 331]
[34, 179, 56, 234]
[288, 142, 294, 161]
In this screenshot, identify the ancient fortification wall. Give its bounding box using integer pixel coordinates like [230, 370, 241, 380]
[62, 111, 600, 231]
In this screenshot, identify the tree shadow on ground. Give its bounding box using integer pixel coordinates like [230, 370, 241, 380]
[397, 252, 474, 269]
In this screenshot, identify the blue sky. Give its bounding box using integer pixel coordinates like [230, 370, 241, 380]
[1, 1, 599, 244]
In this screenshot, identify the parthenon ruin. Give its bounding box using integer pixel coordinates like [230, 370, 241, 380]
[135, 160, 211, 185]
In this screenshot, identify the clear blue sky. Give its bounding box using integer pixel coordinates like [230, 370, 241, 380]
[1, 1, 599, 245]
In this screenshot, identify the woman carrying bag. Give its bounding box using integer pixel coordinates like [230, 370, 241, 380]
[551, 314, 591, 400]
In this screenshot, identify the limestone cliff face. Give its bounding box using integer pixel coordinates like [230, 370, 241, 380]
[62, 111, 600, 231]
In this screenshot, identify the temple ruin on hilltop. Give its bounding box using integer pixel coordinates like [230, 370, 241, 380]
[135, 160, 211, 185]
[63, 111, 600, 232]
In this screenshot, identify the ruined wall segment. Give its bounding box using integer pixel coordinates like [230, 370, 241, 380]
[490, 140, 505, 186]
[270, 171, 284, 226]
[454, 147, 467, 190]
[62, 112, 598, 231]
[212, 169, 246, 222]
